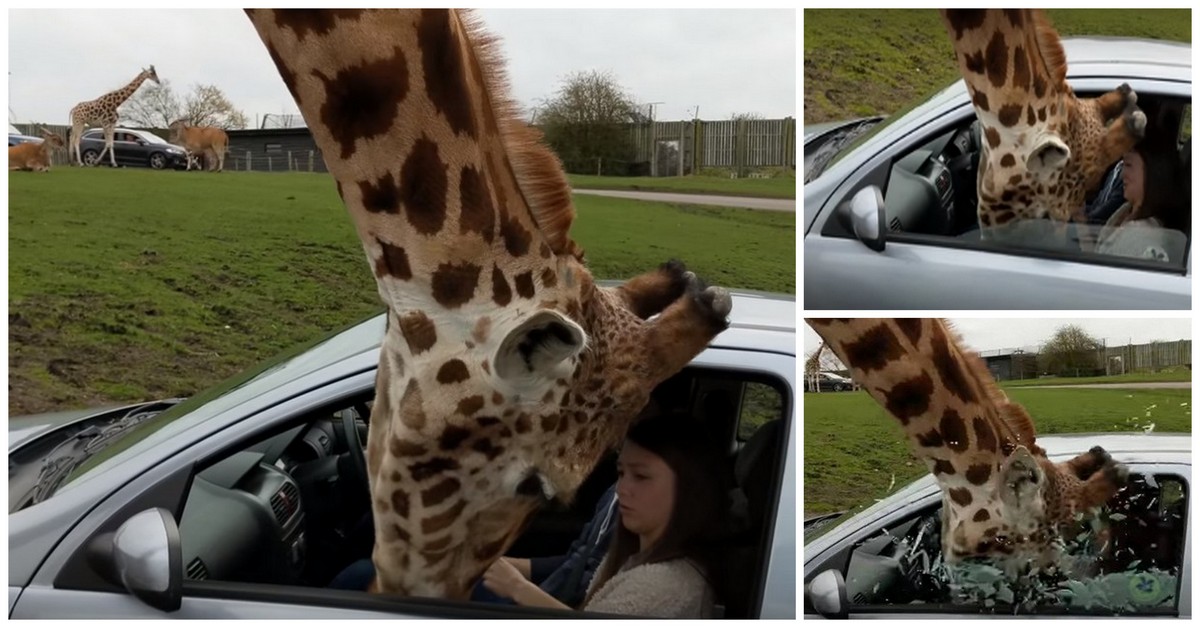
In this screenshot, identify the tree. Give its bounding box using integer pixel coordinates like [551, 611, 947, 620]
[120, 80, 248, 130]
[536, 70, 639, 176]
[1039, 325, 1103, 377]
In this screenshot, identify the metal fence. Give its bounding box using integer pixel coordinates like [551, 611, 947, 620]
[224, 149, 327, 173]
[628, 118, 796, 177]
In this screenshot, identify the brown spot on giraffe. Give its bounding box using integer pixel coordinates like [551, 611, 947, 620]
[391, 489, 410, 518]
[410, 457, 461, 482]
[513, 271, 535, 299]
[431, 261, 481, 308]
[472, 438, 505, 460]
[267, 8, 365, 41]
[399, 379, 426, 430]
[930, 324, 977, 402]
[374, 238, 413, 280]
[883, 374, 934, 425]
[998, 103, 1022, 127]
[457, 395, 485, 416]
[390, 438, 427, 458]
[841, 322, 905, 373]
[491, 265, 512, 306]
[973, 509, 991, 522]
[1011, 45, 1030, 91]
[940, 409, 970, 452]
[916, 429, 943, 448]
[361, 172, 401, 214]
[417, 9, 477, 138]
[500, 213, 532, 257]
[541, 267, 558, 289]
[972, 90, 990, 112]
[984, 31, 1008, 89]
[437, 359, 470, 384]
[313, 46, 410, 160]
[421, 499, 467, 535]
[439, 425, 471, 450]
[458, 165, 495, 242]
[949, 487, 973, 506]
[965, 463, 993, 485]
[421, 477, 461, 507]
[399, 311, 437, 354]
[985, 127, 1001, 149]
[932, 458, 957, 476]
[973, 416, 997, 452]
[399, 136, 450, 234]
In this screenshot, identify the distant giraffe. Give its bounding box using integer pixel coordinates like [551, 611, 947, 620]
[245, 9, 730, 598]
[939, 9, 1144, 237]
[68, 66, 159, 167]
[804, 341, 828, 393]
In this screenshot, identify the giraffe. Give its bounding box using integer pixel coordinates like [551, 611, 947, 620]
[939, 10, 1145, 237]
[806, 319, 1126, 570]
[804, 341, 828, 393]
[68, 66, 159, 168]
[244, 9, 731, 599]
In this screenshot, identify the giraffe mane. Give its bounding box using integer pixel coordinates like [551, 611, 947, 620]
[1030, 9, 1068, 90]
[941, 319, 1041, 451]
[457, 10, 583, 260]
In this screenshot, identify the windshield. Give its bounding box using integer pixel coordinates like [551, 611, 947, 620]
[804, 118, 884, 183]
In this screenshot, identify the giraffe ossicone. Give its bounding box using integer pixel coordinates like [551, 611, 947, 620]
[68, 65, 160, 168]
[806, 318, 1127, 570]
[245, 9, 731, 599]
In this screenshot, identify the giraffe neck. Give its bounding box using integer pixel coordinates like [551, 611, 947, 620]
[109, 71, 152, 107]
[806, 319, 1037, 491]
[246, 9, 581, 317]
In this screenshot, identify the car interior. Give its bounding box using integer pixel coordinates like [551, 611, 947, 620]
[173, 366, 790, 618]
[876, 91, 1191, 267]
[835, 470, 1187, 615]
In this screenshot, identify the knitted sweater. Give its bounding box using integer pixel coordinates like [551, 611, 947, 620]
[582, 557, 714, 618]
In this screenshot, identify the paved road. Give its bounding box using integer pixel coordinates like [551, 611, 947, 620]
[572, 188, 795, 212]
[1030, 382, 1191, 389]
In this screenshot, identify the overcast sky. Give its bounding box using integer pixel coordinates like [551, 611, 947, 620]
[8, 9, 795, 128]
[803, 319, 1193, 357]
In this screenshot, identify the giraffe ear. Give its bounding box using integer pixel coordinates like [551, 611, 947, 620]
[494, 310, 585, 383]
[998, 446, 1045, 509]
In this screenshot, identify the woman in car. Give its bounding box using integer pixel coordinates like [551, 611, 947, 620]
[1095, 142, 1189, 261]
[481, 413, 732, 618]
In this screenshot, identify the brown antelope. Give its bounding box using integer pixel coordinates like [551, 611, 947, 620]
[9, 129, 67, 172]
[168, 121, 229, 172]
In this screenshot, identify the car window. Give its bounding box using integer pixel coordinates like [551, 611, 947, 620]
[878, 92, 1191, 272]
[736, 380, 786, 441]
[842, 472, 1186, 616]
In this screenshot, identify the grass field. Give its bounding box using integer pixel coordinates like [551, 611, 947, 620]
[804, 387, 1191, 516]
[567, 174, 796, 199]
[1002, 369, 1191, 387]
[9, 168, 794, 415]
[804, 9, 1192, 123]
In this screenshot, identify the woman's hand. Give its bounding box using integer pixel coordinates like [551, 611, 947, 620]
[482, 557, 532, 599]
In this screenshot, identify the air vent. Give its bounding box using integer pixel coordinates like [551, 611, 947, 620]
[935, 170, 951, 196]
[270, 481, 300, 525]
[889, 217, 902, 232]
[186, 557, 209, 580]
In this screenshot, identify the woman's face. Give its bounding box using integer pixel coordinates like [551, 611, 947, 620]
[1122, 150, 1145, 208]
[615, 441, 676, 547]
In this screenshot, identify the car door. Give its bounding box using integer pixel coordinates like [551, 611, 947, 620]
[804, 77, 1191, 310]
[12, 350, 798, 619]
[804, 462, 1190, 618]
[113, 132, 142, 166]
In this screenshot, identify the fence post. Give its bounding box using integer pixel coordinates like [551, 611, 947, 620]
[245, 151, 251, 171]
[268, 156, 273, 172]
[309, 151, 314, 172]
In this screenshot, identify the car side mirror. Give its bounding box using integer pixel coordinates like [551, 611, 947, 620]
[806, 568, 849, 619]
[85, 507, 182, 612]
[136, 139, 147, 145]
[837, 186, 887, 252]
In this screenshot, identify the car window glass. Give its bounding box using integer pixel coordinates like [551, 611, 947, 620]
[843, 472, 1186, 616]
[879, 93, 1191, 272]
[736, 380, 785, 441]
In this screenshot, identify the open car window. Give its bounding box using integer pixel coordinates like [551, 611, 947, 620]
[879, 92, 1191, 272]
[843, 471, 1187, 616]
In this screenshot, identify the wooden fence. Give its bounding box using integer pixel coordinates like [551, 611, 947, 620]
[629, 118, 796, 177]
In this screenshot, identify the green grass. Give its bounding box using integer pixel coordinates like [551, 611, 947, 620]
[567, 174, 796, 199]
[804, 387, 1191, 517]
[804, 9, 1192, 123]
[9, 168, 794, 415]
[1001, 369, 1192, 387]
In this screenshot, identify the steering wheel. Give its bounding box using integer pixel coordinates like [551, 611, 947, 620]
[342, 404, 371, 494]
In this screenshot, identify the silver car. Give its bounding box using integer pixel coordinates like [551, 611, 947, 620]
[803, 432, 1190, 618]
[9, 291, 797, 619]
[804, 37, 1191, 309]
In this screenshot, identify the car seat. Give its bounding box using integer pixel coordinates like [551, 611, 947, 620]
[721, 418, 784, 618]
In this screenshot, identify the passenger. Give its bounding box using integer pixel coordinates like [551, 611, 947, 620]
[1095, 144, 1189, 261]
[481, 413, 732, 618]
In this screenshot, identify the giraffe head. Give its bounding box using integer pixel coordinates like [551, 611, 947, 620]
[807, 319, 1126, 569]
[246, 9, 731, 598]
[940, 9, 1146, 230]
[143, 65, 160, 86]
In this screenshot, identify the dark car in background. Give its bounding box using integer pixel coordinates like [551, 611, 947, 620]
[76, 128, 189, 170]
[9, 123, 42, 146]
[802, 372, 854, 392]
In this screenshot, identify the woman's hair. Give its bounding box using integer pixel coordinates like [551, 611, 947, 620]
[1130, 142, 1189, 234]
[584, 411, 733, 606]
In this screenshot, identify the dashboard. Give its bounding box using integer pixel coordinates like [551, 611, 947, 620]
[883, 121, 982, 236]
